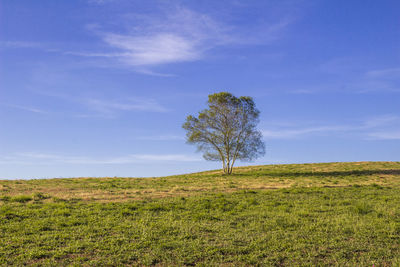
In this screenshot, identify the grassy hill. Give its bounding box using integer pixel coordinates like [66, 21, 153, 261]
[1, 161, 400, 265]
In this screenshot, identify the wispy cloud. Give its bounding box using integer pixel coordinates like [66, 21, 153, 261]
[0, 41, 62, 54]
[77, 7, 230, 69]
[320, 58, 400, 93]
[68, 5, 294, 74]
[127, 154, 200, 162]
[0, 41, 42, 49]
[354, 68, 400, 93]
[134, 134, 184, 141]
[262, 125, 350, 139]
[0, 152, 201, 165]
[102, 33, 201, 66]
[362, 114, 399, 128]
[262, 115, 400, 140]
[362, 116, 400, 140]
[30, 83, 168, 118]
[4, 104, 47, 114]
[297, 58, 400, 94]
[82, 97, 168, 117]
[87, 0, 116, 4]
[367, 131, 400, 140]
[366, 68, 400, 79]
[2, 4, 297, 76]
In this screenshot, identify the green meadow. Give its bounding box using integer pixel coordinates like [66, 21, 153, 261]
[1, 161, 400, 266]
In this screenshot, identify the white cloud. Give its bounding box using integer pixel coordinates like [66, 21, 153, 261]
[102, 33, 200, 66]
[262, 115, 400, 140]
[127, 154, 200, 162]
[4, 104, 47, 114]
[0, 152, 201, 165]
[30, 90, 169, 118]
[3, 4, 297, 76]
[90, 7, 228, 68]
[352, 68, 400, 93]
[16, 153, 61, 159]
[83, 97, 168, 116]
[262, 125, 350, 139]
[0, 41, 42, 49]
[367, 132, 400, 140]
[68, 5, 294, 73]
[362, 115, 399, 128]
[310, 58, 400, 94]
[366, 68, 400, 79]
[25, 66, 169, 117]
[87, 0, 116, 4]
[134, 135, 184, 141]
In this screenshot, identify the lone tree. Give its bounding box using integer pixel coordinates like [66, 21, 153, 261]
[183, 92, 265, 174]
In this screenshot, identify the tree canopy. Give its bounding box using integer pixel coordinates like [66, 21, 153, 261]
[183, 92, 265, 174]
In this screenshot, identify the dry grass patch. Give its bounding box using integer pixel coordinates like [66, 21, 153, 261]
[1, 161, 399, 202]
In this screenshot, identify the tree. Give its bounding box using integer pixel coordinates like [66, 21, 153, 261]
[183, 92, 265, 174]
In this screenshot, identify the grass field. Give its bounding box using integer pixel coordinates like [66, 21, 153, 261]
[1, 161, 400, 265]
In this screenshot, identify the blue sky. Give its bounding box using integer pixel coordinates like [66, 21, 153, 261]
[0, 0, 399, 179]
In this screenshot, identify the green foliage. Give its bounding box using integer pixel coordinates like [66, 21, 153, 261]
[1, 162, 400, 265]
[1, 186, 400, 265]
[354, 202, 374, 215]
[33, 192, 50, 201]
[11, 195, 32, 203]
[183, 92, 265, 174]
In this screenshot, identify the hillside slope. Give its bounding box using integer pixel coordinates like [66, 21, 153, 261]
[1, 161, 400, 265]
[1, 161, 399, 201]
